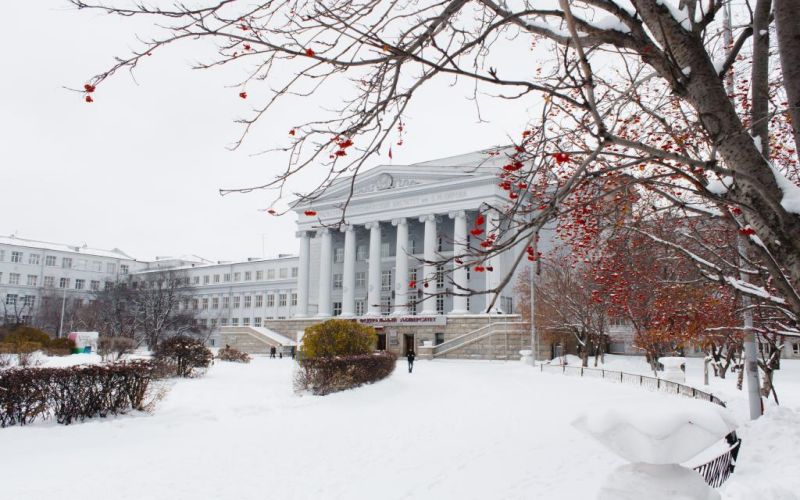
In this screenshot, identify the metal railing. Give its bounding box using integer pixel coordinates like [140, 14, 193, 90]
[540, 362, 741, 488]
[432, 321, 527, 358]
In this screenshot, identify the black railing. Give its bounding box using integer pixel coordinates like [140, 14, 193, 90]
[540, 362, 740, 488]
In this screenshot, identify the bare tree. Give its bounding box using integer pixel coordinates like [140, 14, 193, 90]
[130, 270, 199, 350]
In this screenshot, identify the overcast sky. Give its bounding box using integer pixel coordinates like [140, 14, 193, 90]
[1, 2, 534, 263]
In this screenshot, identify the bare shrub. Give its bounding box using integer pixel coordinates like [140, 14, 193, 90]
[16, 342, 43, 368]
[295, 352, 397, 395]
[154, 336, 213, 377]
[216, 346, 251, 363]
[98, 336, 136, 361]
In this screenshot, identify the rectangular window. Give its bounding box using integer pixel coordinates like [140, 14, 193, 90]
[203, 275, 210, 284]
[334, 248, 345, 263]
[11, 251, 22, 263]
[355, 272, 366, 288]
[267, 269, 275, 280]
[254, 317, 262, 327]
[279, 268, 288, 279]
[221, 318, 229, 326]
[381, 242, 390, 258]
[26, 275, 37, 286]
[0, 250, 4, 261]
[436, 296, 444, 315]
[210, 319, 218, 328]
[233, 296, 240, 308]
[106, 262, 116, 274]
[356, 245, 368, 261]
[192, 276, 200, 285]
[244, 271, 252, 281]
[256, 270, 264, 280]
[291, 267, 298, 278]
[28, 254, 40, 265]
[59, 277, 70, 289]
[202, 298, 209, 310]
[291, 293, 297, 306]
[90, 280, 100, 291]
[212, 297, 219, 309]
[244, 296, 252, 308]
[93, 261, 103, 272]
[199, 319, 208, 328]
[234, 272, 241, 281]
[466, 297, 470, 312]
[381, 270, 392, 292]
[501, 297, 513, 314]
[62, 257, 73, 269]
[242, 317, 250, 326]
[6, 294, 17, 305]
[381, 297, 392, 316]
[792, 343, 800, 355]
[75, 259, 87, 270]
[333, 302, 342, 316]
[181, 299, 189, 310]
[255, 295, 263, 307]
[436, 265, 444, 289]
[224, 273, 231, 282]
[46, 255, 57, 267]
[333, 274, 343, 289]
[437, 236, 443, 252]
[355, 300, 365, 316]
[279, 293, 287, 307]
[410, 299, 417, 315]
[409, 268, 418, 283]
[409, 239, 417, 254]
[192, 299, 199, 310]
[267, 294, 275, 307]
[435, 332, 445, 346]
[75, 279, 85, 290]
[222, 296, 230, 308]
[214, 274, 220, 283]
[231, 318, 239, 326]
[44, 276, 54, 287]
[8, 273, 20, 285]
[23, 295, 35, 308]
[120, 265, 129, 275]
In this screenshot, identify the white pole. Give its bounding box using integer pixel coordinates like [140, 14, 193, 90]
[738, 234, 762, 420]
[529, 233, 539, 366]
[58, 287, 66, 339]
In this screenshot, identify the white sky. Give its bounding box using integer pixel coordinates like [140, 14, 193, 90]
[1, 1, 535, 262]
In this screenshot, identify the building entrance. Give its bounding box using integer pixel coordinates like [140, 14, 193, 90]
[377, 333, 386, 351]
[404, 334, 415, 355]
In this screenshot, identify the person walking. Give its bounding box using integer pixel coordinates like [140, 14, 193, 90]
[270, 346, 276, 358]
[407, 349, 416, 373]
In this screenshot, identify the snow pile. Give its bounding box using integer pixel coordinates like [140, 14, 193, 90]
[706, 175, 733, 195]
[598, 463, 720, 500]
[572, 397, 737, 463]
[771, 165, 800, 214]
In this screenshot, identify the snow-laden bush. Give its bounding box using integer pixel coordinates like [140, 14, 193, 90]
[295, 352, 397, 395]
[0, 361, 163, 427]
[154, 336, 213, 377]
[300, 319, 377, 358]
[216, 346, 251, 363]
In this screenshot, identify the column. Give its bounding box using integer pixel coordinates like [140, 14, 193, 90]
[340, 225, 356, 317]
[392, 218, 409, 315]
[366, 221, 382, 316]
[419, 214, 438, 315]
[449, 211, 468, 314]
[316, 228, 332, 317]
[485, 209, 503, 313]
[295, 231, 311, 317]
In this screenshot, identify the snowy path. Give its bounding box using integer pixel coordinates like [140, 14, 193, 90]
[0, 358, 797, 499]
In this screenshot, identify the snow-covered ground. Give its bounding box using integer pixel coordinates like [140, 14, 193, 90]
[1, 356, 798, 499]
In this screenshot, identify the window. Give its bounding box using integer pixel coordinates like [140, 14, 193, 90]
[192, 276, 200, 285]
[291, 293, 297, 306]
[436, 265, 444, 289]
[244, 271, 252, 281]
[75, 259, 87, 270]
[435, 332, 445, 346]
[27, 275, 37, 286]
[466, 297, 470, 312]
[224, 273, 231, 282]
[267, 269, 275, 280]
[221, 318, 229, 326]
[192, 299, 199, 310]
[244, 295, 252, 308]
[90, 280, 100, 291]
[46, 255, 57, 266]
[104, 281, 113, 290]
[242, 317, 250, 326]
[212, 297, 219, 309]
[223, 296, 230, 308]
[356, 245, 368, 261]
[409, 239, 417, 254]
[203, 275, 210, 284]
[279, 293, 287, 307]
[75, 279, 85, 290]
[334, 248, 345, 263]
[436, 296, 444, 315]
[501, 297, 513, 314]
[254, 317, 262, 327]
[214, 274, 220, 283]
[437, 236, 443, 252]
[256, 270, 264, 280]
[233, 296, 241, 308]
[23, 296, 35, 308]
[231, 318, 239, 326]
[355, 300, 365, 316]
[182, 299, 190, 310]
[409, 268, 418, 283]
[381, 270, 393, 292]
[120, 265, 129, 275]
[62, 257, 73, 269]
[333, 302, 342, 316]
[279, 268, 288, 279]
[93, 261, 102, 272]
[355, 272, 366, 288]
[333, 274, 343, 289]
[267, 294, 275, 307]
[291, 267, 298, 278]
[202, 298, 209, 310]
[11, 251, 22, 263]
[6, 294, 17, 305]
[28, 254, 40, 265]
[199, 319, 208, 328]
[409, 299, 417, 315]
[381, 297, 392, 316]
[106, 262, 116, 274]
[255, 295, 263, 307]
[381, 242, 390, 258]
[793, 343, 800, 355]
[9, 273, 20, 285]
[0, 250, 4, 261]
[234, 272, 241, 281]
[210, 319, 218, 328]
[43, 276, 55, 288]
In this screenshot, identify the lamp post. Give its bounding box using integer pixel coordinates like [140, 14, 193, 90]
[529, 232, 539, 366]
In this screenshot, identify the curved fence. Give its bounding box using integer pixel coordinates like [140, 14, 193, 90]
[540, 362, 741, 488]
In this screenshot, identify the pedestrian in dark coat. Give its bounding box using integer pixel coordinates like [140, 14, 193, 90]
[270, 346, 276, 358]
[407, 350, 416, 373]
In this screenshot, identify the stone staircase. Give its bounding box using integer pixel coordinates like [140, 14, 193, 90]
[433, 320, 529, 360]
[218, 326, 297, 354]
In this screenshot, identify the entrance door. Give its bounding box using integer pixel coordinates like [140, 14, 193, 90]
[404, 334, 415, 355]
[377, 333, 386, 351]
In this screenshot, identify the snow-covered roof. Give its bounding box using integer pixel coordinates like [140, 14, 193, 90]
[0, 235, 136, 260]
[134, 253, 298, 274]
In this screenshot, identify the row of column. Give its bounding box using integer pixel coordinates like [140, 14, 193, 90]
[295, 210, 495, 318]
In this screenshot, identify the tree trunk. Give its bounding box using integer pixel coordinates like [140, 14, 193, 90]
[774, 0, 800, 154]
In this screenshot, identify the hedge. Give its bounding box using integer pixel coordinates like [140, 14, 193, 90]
[295, 351, 397, 395]
[216, 346, 251, 363]
[0, 360, 162, 427]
